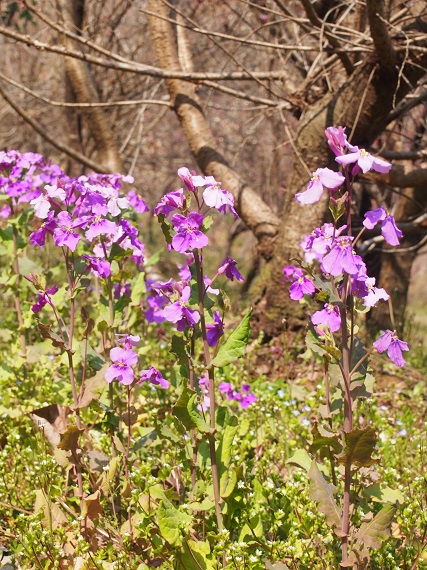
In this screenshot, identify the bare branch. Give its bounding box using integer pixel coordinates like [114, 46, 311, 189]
[367, 0, 397, 72]
[0, 83, 110, 173]
[386, 89, 427, 123]
[0, 25, 320, 79]
[298, 0, 354, 74]
[0, 71, 171, 108]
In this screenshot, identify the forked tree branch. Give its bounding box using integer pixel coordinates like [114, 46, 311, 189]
[147, 0, 280, 257]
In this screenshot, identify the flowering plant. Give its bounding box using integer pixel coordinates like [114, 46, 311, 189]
[284, 126, 407, 566]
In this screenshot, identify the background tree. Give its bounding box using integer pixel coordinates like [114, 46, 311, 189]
[1, 0, 426, 336]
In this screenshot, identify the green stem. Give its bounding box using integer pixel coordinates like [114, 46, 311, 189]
[193, 251, 223, 533]
[12, 224, 27, 363]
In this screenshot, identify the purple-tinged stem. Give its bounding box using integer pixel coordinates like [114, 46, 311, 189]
[193, 251, 223, 534]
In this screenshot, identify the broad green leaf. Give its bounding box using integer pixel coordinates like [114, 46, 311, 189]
[79, 341, 105, 371]
[338, 427, 378, 467]
[356, 505, 396, 550]
[363, 483, 405, 505]
[173, 386, 213, 433]
[220, 465, 241, 498]
[108, 243, 132, 261]
[310, 424, 342, 456]
[170, 335, 189, 366]
[145, 248, 163, 267]
[308, 460, 341, 532]
[187, 393, 214, 434]
[131, 272, 146, 305]
[286, 449, 312, 472]
[217, 415, 238, 475]
[157, 498, 183, 546]
[238, 514, 263, 542]
[210, 309, 252, 368]
[179, 539, 215, 570]
[157, 497, 192, 547]
[133, 428, 157, 451]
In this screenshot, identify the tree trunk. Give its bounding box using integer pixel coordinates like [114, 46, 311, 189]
[56, 0, 123, 173]
[257, 54, 427, 338]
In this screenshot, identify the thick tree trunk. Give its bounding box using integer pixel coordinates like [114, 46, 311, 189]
[257, 54, 427, 338]
[56, 0, 123, 173]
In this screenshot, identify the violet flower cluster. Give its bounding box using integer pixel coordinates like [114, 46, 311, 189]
[284, 126, 408, 367]
[1, 151, 149, 283]
[105, 334, 168, 388]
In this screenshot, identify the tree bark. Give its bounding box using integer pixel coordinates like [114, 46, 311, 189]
[147, 0, 280, 258]
[56, 0, 123, 173]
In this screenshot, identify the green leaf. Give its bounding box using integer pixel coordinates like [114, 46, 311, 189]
[338, 427, 378, 467]
[170, 335, 189, 366]
[157, 498, 192, 547]
[217, 415, 238, 479]
[131, 272, 146, 306]
[133, 428, 157, 451]
[173, 386, 213, 433]
[108, 243, 132, 262]
[158, 213, 173, 244]
[363, 483, 405, 505]
[210, 309, 252, 368]
[79, 342, 105, 371]
[310, 424, 342, 456]
[145, 249, 163, 267]
[286, 449, 312, 472]
[356, 505, 396, 550]
[157, 498, 183, 546]
[238, 514, 263, 542]
[179, 539, 215, 570]
[308, 460, 341, 532]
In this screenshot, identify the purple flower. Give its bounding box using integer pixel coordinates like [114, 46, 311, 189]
[127, 190, 149, 213]
[322, 236, 358, 276]
[53, 211, 82, 252]
[289, 273, 316, 301]
[85, 215, 118, 242]
[373, 330, 409, 367]
[206, 311, 224, 346]
[82, 255, 111, 278]
[0, 204, 11, 219]
[177, 167, 197, 192]
[336, 147, 392, 176]
[113, 283, 131, 299]
[145, 294, 168, 323]
[202, 177, 238, 217]
[30, 193, 51, 219]
[325, 126, 348, 156]
[139, 366, 169, 389]
[311, 303, 341, 332]
[162, 285, 200, 331]
[115, 334, 140, 349]
[362, 277, 389, 308]
[154, 189, 185, 217]
[171, 212, 209, 253]
[217, 257, 244, 282]
[219, 381, 256, 409]
[31, 284, 59, 314]
[363, 207, 402, 246]
[30, 211, 56, 247]
[105, 347, 138, 385]
[295, 168, 345, 205]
